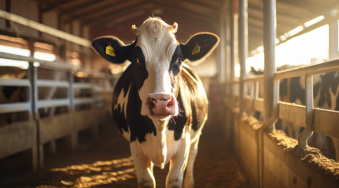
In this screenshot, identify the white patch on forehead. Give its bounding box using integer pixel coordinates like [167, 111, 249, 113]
[135, 19, 178, 63]
[134, 19, 179, 99]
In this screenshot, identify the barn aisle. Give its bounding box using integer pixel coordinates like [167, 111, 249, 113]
[0, 117, 249, 188]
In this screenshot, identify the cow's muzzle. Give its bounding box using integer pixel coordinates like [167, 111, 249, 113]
[141, 93, 178, 119]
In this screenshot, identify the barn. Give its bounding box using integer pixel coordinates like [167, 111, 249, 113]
[0, 0, 339, 187]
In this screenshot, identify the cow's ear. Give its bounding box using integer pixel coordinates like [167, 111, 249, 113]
[180, 32, 219, 65]
[92, 36, 136, 64]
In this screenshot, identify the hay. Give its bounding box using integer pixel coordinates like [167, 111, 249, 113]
[269, 130, 339, 178]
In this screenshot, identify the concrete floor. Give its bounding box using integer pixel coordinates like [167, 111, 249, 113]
[0, 117, 250, 188]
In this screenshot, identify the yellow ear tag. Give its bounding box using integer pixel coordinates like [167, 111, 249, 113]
[191, 42, 200, 55]
[106, 42, 116, 57]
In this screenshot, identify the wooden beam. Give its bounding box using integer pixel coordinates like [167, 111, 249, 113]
[276, 0, 332, 15]
[41, 0, 79, 13]
[183, 0, 221, 9]
[159, 6, 218, 29]
[85, 2, 218, 27]
[82, 1, 147, 26]
[156, 3, 218, 24]
[69, 0, 120, 15]
[104, 10, 146, 27]
[88, 4, 152, 27]
[0, 10, 91, 47]
[66, 0, 143, 24]
[158, 0, 219, 19]
[248, 5, 301, 24]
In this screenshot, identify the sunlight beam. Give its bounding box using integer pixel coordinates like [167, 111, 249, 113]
[304, 16, 325, 27]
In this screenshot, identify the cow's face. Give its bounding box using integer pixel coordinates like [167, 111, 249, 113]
[92, 17, 219, 120]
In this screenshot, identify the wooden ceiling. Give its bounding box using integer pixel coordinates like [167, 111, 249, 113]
[35, 0, 339, 53]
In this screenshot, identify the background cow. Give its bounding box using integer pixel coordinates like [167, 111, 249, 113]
[92, 17, 219, 188]
[250, 66, 337, 160]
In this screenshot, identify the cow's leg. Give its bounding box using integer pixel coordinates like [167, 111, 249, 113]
[183, 137, 200, 188]
[166, 132, 190, 188]
[130, 143, 155, 188]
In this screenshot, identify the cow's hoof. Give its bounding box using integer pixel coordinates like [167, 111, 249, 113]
[138, 180, 154, 188]
[167, 178, 183, 188]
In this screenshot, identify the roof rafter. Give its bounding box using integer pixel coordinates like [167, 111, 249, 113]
[42, 0, 79, 13]
[56, 0, 111, 16]
[158, 0, 219, 19]
[248, 5, 301, 25]
[65, 0, 138, 24]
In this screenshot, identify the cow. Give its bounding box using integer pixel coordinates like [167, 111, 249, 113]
[92, 17, 219, 188]
[250, 66, 338, 161]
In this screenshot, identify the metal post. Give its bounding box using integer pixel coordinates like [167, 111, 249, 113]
[238, 0, 247, 113]
[219, 18, 226, 83]
[260, 0, 277, 187]
[225, 6, 231, 87]
[329, 20, 339, 60]
[68, 71, 77, 152]
[263, 0, 276, 128]
[298, 75, 314, 149]
[230, 0, 237, 100]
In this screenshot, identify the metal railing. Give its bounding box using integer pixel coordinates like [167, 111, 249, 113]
[226, 58, 339, 149]
[0, 52, 116, 170]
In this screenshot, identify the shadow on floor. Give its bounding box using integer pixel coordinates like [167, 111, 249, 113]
[0, 117, 250, 188]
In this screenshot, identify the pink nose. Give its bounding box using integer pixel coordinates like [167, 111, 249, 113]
[146, 94, 175, 115]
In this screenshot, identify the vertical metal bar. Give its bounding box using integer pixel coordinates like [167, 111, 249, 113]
[250, 81, 255, 116]
[263, 0, 276, 127]
[68, 71, 74, 109]
[68, 71, 77, 152]
[238, 0, 247, 114]
[261, 0, 276, 187]
[33, 67, 39, 120]
[329, 20, 339, 60]
[255, 81, 259, 99]
[298, 75, 314, 149]
[225, 4, 231, 87]
[219, 18, 226, 83]
[230, 0, 237, 100]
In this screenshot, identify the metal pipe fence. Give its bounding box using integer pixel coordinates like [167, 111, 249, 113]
[226, 58, 339, 149]
[0, 53, 116, 170]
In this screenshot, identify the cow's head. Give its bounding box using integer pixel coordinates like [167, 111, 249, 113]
[92, 17, 219, 120]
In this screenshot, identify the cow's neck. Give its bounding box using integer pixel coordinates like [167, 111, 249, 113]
[152, 119, 168, 169]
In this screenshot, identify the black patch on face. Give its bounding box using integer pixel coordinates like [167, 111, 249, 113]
[132, 46, 149, 91]
[169, 46, 183, 76]
[112, 65, 134, 133]
[112, 64, 156, 143]
[126, 76, 156, 143]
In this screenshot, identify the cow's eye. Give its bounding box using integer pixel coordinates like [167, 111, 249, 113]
[177, 57, 182, 65]
[134, 58, 140, 65]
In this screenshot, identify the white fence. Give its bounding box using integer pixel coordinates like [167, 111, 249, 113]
[0, 52, 115, 170]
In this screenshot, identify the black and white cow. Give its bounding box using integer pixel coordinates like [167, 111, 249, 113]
[251, 66, 339, 161]
[92, 17, 219, 188]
